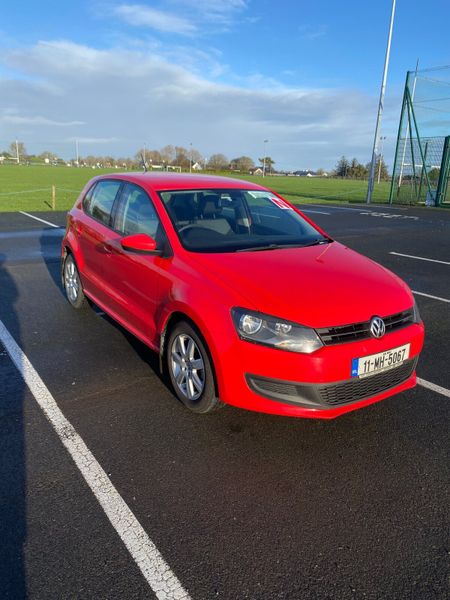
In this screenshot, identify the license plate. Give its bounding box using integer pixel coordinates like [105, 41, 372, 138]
[351, 344, 410, 378]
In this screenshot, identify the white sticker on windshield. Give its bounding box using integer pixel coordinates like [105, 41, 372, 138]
[269, 196, 293, 210]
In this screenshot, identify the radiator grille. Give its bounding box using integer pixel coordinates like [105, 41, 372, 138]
[316, 309, 414, 345]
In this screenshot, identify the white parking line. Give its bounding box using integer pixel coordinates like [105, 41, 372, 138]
[305, 204, 364, 213]
[417, 378, 450, 398]
[0, 319, 191, 600]
[19, 211, 61, 229]
[413, 290, 450, 304]
[389, 252, 450, 265]
[299, 209, 331, 215]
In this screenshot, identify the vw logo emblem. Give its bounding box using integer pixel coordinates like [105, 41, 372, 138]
[370, 316, 386, 339]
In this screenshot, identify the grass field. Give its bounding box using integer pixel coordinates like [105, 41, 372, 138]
[0, 164, 392, 212]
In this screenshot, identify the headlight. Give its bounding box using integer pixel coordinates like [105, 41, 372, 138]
[231, 308, 323, 354]
[412, 299, 421, 323]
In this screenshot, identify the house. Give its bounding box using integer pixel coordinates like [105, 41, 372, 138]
[192, 162, 203, 171]
[249, 167, 263, 175]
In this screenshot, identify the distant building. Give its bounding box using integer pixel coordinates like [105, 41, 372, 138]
[293, 169, 316, 177]
[192, 162, 203, 171]
[249, 167, 264, 175]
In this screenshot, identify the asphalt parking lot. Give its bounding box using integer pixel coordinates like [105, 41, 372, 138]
[0, 203, 449, 600]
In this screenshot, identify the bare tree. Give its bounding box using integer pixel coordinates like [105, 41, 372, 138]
[9, 141, 27, 162]
[207, 153, 229, 170]
[231, 156, 254, 172]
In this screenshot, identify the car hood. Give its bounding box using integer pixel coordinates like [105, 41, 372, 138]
[188, 242, 413, 328]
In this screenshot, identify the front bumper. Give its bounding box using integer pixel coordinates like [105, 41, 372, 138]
[215, 322, 424, 418]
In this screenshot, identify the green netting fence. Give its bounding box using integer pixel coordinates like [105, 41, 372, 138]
[390, 66, 450, 206]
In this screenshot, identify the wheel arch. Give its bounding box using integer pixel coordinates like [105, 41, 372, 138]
[159, 310, 221, 399]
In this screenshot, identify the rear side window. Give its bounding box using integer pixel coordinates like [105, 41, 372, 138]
[84, 180, 122, 227]
[115, 183, 160, 238]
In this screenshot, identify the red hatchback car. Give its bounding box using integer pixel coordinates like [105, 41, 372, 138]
[61, 173, 424, 418]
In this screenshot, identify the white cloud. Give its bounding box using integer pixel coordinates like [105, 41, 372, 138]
[114, 4, 196, 34]
[67, 136, 118, 144]
[112, 0, 249, 35]
[0, 40, 393, 169]
[299, 24, 328, 41]
[1, 114, 85, 126]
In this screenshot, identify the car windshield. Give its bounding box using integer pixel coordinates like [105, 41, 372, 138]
[158, 188, 330, 253]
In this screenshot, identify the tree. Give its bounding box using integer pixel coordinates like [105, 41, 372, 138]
[38, 151, 58, 163]
[160, 145, 175, 165]
[230, 156, 255, 172]
[174, 146, 190, 168]
[258, 156, 275, 173]
[335, 156, 350, 178]
[348, 158, 368, 179]
[9, 141, 27, 162]
[428, 167, 440, 182]
[207, 153, 229, 170]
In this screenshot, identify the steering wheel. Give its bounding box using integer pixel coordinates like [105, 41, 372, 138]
[178, 225, 220, 235]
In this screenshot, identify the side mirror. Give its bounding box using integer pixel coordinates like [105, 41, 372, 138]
[121, 233, 161, 255]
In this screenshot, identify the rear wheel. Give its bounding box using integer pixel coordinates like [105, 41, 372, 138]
[167, 321, 223, 413]
[63, 254, 87, 309]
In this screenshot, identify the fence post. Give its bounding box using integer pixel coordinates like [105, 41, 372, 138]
[52, 185, 56, 210]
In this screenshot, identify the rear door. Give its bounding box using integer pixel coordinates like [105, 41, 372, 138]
[76, 179, 123, 306]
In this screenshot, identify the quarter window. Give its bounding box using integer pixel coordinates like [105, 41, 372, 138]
[85, 180, 122, 227]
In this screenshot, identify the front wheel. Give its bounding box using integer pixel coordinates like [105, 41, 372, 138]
[167, 321, 223, 413]
[63, 254, 87, 309]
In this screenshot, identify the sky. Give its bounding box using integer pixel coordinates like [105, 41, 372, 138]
[0, 0, 449, 170]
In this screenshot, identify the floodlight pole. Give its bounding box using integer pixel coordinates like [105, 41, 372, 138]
[377, 136, 387, 183]
[75, 139, 79, 167]
[262, 139, 268, 177]
[366, 0, 396, 204]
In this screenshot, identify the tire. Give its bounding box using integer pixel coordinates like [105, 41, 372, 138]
[63, 254, 87, 309]
[166, 321, 223, 413]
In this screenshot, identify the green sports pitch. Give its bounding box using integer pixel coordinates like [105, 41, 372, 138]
[0, 164, 391, 212]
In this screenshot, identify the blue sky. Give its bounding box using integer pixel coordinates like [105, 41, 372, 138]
[1, 0, 449, 169]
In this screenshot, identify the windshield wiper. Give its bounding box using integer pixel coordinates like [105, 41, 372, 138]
[301, 238, 333, 248]
[236, 243, 282, 252]
[235, 239, 332, 252]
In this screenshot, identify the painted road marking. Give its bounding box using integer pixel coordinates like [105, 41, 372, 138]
[19, 211, 61, 229]
[389, 252, 450, 266]
[359, 211, 418, 220]
[413, 290, 450, 304]
[306, 204, 408, 213]
[299, 209, 331, 215]
[417, 378, 450, 399]
[0, 319, 191, 600]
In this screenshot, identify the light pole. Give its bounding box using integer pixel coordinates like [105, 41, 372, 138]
[377, 136, 387, 183]
[75, 139, 79, 167]
[189, 142, 193, 173]
[262, 139, 268, 177]
[366, 0, 396, 203]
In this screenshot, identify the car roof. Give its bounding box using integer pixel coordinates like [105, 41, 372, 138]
[92, 172, 269, 192]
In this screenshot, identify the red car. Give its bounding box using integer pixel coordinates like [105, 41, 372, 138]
[61, 173, 424, 418]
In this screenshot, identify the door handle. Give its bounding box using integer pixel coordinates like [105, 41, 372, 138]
[102, 243, 113, 255]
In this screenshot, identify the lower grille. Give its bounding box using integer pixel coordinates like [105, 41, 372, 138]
[247, 358, 417, 409]
[319, 359, 417, 406]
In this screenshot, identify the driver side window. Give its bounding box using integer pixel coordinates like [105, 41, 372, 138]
[115, 183, 160, 238]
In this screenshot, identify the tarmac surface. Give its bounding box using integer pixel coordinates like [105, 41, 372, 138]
[0, 203, 449, 599]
